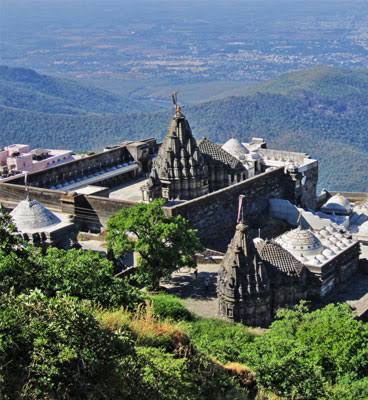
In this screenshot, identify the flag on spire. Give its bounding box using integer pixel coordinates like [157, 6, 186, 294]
[237, 194, 245, 223]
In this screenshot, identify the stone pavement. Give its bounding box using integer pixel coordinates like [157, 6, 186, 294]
[162, 263, 368, 320]
[162, 263, 220, 318]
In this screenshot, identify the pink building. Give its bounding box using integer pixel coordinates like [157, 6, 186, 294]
[0, 144, 75, 181]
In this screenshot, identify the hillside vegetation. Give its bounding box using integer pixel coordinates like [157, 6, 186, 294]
[1, 66, 367, 191]
[0, 65, 157, 115]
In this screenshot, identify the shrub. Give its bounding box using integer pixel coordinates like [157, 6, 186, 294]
[326, 377, 368, 400]
[185, 318, 256, 363]
[0, 290, 137, 399]
[0, 246, 143, 308]
[245, 303, 368, 400]
[137, 346, 198, 400]
[150, 293, 194, 321]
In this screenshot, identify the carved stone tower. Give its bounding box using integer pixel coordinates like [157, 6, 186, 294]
[217, 221, 272, 327]
[142, 105, 209, 201]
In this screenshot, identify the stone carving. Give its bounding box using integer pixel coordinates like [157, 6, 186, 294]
[217, 220, 272, 327]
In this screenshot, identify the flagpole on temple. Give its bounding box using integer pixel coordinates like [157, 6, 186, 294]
[237, 194, 245, 223]
[23, 171, 29, 200]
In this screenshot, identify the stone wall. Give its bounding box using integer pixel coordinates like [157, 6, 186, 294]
[0, 183, 66, 212]
[75, 195, 136, 232]
[164, 167, 295, 250]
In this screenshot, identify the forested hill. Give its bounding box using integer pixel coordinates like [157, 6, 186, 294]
[0, 65, 155, 114]
[1, 66, 368, 192]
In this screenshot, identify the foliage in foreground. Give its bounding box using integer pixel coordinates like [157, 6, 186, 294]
[245, 303, 368, 400]
[0, 246, 142, 308]
[0, 291, 138, 399]
[183, 318, 257, 364]
[107, 199, 202, 290]
[97, 302, 253, 400]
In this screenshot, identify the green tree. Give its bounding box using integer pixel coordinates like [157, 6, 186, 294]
[0, 290, 138, 399]
[244, 303, 368, 399]
[0, 204, 24, 255]
[0, 245, 142, 308]
[107, 199, 202, 290]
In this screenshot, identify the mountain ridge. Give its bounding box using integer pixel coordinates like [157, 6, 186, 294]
[0, 65, 367, 192]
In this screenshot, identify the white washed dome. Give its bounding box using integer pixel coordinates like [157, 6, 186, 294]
[11, 198, 61, 231]
[222, 138, 249, 159]
[322, 194, 351, 215]
[279, 227, 323, 257]
[359, 221, 368, 235]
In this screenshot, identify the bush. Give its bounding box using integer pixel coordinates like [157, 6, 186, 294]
[137, 346, 198, 400]
[0, 245, 143, 308]
[244, 303, 368, 400]
[0, 290, 137, 399]
[150, 293, 194, 321]
[326, 377, 368, 400]
[137, 346, 251, 400]
[185, 318, 256, 363]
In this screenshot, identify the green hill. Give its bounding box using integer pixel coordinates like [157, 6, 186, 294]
[0, 66, 367, 192]
[0, 65, 157, 114]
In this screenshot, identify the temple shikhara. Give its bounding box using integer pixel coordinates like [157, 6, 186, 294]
[0, 98, 367, 325]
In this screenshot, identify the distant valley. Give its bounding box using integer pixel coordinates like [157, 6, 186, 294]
[0, 65, 367, 192]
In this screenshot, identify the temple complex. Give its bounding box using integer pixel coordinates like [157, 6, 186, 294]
[0, 100, 367, 325]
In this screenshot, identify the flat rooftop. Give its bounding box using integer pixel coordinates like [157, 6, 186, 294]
[109, 177, 148, 203]
[51, 162, 138, 191]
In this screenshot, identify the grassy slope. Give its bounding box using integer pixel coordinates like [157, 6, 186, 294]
[0, 66, 367, 191]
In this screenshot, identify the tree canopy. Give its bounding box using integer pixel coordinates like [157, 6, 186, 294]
[107, 199, 202, 289]
[0, 290, 137, 399]
[245, 303, 368, 399]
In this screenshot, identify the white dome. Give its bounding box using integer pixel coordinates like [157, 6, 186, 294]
[322, 194, 351, 215]
[359, 221, 368, 235]
[222, 138, 249, 159]
[279, 227, 323, 257]
[11, 198, 61, 232]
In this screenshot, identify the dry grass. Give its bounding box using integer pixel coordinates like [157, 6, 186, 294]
[96, 307, 131, 332]
[223, 362, 257, 393]
[97, 302, 190, 352]
[130, 302, 190, 351]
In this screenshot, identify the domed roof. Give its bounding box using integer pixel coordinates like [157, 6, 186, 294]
[322, 194, 351, 214]
[278, 227, 323, 257]
[359, 221, 368, 235]
[222, 138, 249, 159]
[10, 198, 61, 232]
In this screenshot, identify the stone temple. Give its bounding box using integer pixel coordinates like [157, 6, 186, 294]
[218, 212, 360, 327]
[0, 100, 367, 324]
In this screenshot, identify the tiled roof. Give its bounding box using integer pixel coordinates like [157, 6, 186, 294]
[259, 241, 305, 277]
[198, 137, 243, 170]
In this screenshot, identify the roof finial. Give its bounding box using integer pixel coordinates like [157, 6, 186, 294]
[296, 211, 307, 230]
